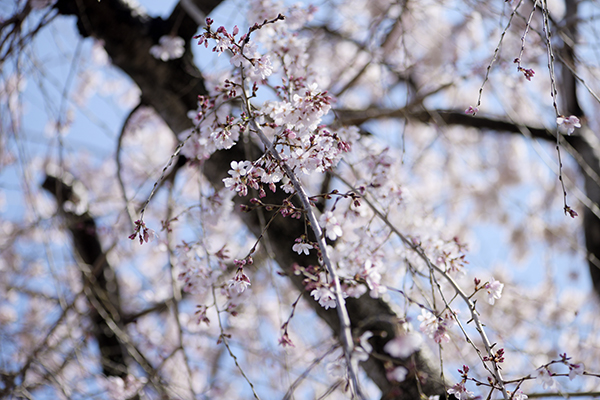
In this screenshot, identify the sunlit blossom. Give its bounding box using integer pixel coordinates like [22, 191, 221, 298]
[310, 286, 337, 309]
[228, 160, 253, 178]
[485, 277, 504, 305]
[292, 241, 313, 255]
[319, 211, 343, 240]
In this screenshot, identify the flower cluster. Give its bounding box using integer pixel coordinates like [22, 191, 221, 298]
[448, 366, 474, 400]
[194, 18, 276, 82]
[418, 309, 455, 344]
[128, 219, 157, 245]
[187, 17, 354, 197]
[228, 266, 252, 294]
[180, 96, 247, 162]
[433, 236, 469, 275]
[310, 280, 337, 309]
[176, 242, 226, 295]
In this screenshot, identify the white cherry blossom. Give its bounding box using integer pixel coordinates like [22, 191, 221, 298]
[556, 115, 581, 135]
[150, 35, 185, 61]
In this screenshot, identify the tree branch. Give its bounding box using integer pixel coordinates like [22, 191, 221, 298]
[52, 0, 450, 397]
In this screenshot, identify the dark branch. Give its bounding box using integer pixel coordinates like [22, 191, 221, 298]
[42, 175, 127, 378]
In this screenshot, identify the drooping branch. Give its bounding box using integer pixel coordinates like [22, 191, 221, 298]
[51, 0, 451, 398]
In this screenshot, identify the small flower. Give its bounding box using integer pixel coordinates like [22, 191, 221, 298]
[569, 363, 584, 380]
[319, 211, 343, 240]
[228, 160, 252, 178]
[128, 219, 157, 245]
[228, 269, 251, 294]
[465, 106, 479, 115]
[194, 305, 210, 325]
[358, 331, 373, 354]
[150, 36, 185, 61]
[253, 55, 273, 79]
[557, 115, 581, 135]
[418, 309, 453, 343]
[105, 374, 147, 400]
[447, 382, 474, 400]
[418, 309, 438, 335]
[230, 50, 245, 67]
[536, 367, 558, 391]
[310, 286, 337, 309]
[292, 240, 313, 255]
[484, 277, 504, 305]
[386, 366, 408, 382]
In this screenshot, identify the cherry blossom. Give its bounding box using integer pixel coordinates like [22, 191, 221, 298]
[447, 382, 474, 400]
[485, 277, 504, 305]
[128, 219, 157, 245]
[386, 366, 408, 382]
[556, 115, 581, 135]
[8, 0, 600, 399]
[292, 239, 313, 255]
[278, 332, 295, 347]
[149, 35, 185, 61]
[319, 211, 343, 240]
[228, 160, 253, 177]
[569, 363, 584, 380]
[228, 269, 251, 294]
[383, 330, 423, 358]
[361, 259, 386, 298]
[103, 375, 147, 400]
[535, 367, 559, 391]
[512, 389, 528, 400]
[519, 67, 535, 81]
[352, 331, 373, 362]
[310, 286, 337, 309]
[418, 309, 453, 344]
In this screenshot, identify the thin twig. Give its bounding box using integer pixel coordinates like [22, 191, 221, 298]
[332, 172, 510, 400]
[235, 31, 365, 399]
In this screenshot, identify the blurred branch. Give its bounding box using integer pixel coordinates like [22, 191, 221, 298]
[42, 174, 127, 378]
